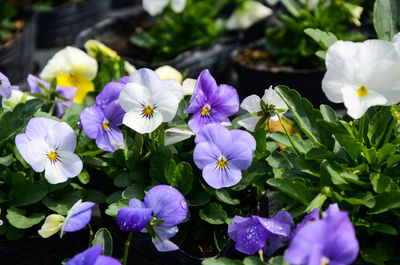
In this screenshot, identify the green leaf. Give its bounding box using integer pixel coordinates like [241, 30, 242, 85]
[82, 189, 106, 203]
[367, 107, 393, 147]
[105, 199, 129, 217]
[304, 28, 338, 50]
[6, 207, 45, 229]
[106, 191, 123, 204]
[215, 189, 240, 205]
[42, 188, 81, 215]
[267, 178, 315, 205]
[187, 181, 210, 206]
[113, 173, 133, 188]
[281, 0, 302, 17]
[370, 173, 392, 194]
[232, 160, 267, 191]
[370, 191, 400, 214]
[62, 103, 86, 125]
[199, 202, 227, 225]
[268, 256, 290, 265]
[370, 222, 398, 235]
[92, 228, 113, 256]
[149, 147, 173, 185]
[268, 132, 313, 154]
[0, 153, 13, 166]
[377, 143, 396, 165]
[0, 99, 43, 142]
[78, 169, 90, 185]
[165, 161, 194, 195]
[373, 0, 400, 41]
[275, 86, 334, 150]
[344, 192, 375, 208]
[360, 248, 385, 265]
[243, 256, 266, 265]
[202, 258, 243, 265]
[122, 183, 146, 200]
[9, 174, 48, 207]
[305, 193, 327, 213]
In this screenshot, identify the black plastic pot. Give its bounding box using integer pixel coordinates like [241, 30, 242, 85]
[0, 9, 36, 84]
[75, 6, 241, 82]
[0, 230, 88, 265]
[33, 0, 110, 48]
[111, 0, 141, 9]
[231, 40, 343, 109]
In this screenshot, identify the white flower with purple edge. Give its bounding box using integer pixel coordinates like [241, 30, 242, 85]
[15, 117, 83, 184]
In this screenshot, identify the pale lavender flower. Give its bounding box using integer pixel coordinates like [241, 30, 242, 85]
[285, 204, 359, 265]
[193, 123, 254, 189]
[66, 245, 121, 265]
[15, 117, 83, 184]
[117, 185, 188, 252]
[185, 70, 239, 133]
[81, 82, 125, 152]
[0, 72, 17, 99]
[228, 211, 294, 255]
[27, 74, 77, 118]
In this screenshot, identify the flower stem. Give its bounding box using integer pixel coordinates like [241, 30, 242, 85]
[157, 123, 165, 147]
[123, 232, 134, 265]
[258, 249, 264, 262]
[76, 128, 83, 147]
[277, 113, 299, 154]
[48, 99, 57, 116]
[87, 223, 94, 248]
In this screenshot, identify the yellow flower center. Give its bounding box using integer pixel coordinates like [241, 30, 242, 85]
[217, 156, 228, 169]
[142, 105, 154, 118]
[48, 150, 58, 162]
[102, 119, 110, 130]
[357, 85, 368, 97]
[57, 74, 95, 104]
[201, 104, 211, 116]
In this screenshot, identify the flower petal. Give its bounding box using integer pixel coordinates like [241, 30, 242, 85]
[25, 117, 59, 140]
[230, 129, 256, 152]
[119, 83, 150, 113]
[237, 116, 261, 132]
[190, 69, 217, 103]
[211, 84, 239, 117]
[45, 122, 77, 152]
[15, 133, 30, 164]
[152, 90, 180, 122]
[128, 68, 163, 94]
[235, 223, 269, 255]
[152, 237, 179, 252]
[228, 215, 255, 240]
[193, 141, 221, 169]
[38, 214, 65, 238]
[171, 0, 185, 13]
[66, 245, 102, 265]
[143, 0, 168, 15]
[27, 74, 49, 93]
[93, 256, 122, 265]
[222, 141, 253, 171]
[144, 185, 188, 226]
[24, 138, 49, 172]
[45, 151, 82, 184]
[116, 207, 153, 232]
[63, 201, 95, 234]
[96, 82, 124, 109]
[262, 87, 287, 111]
[194, 123, 232, 146]
[161, 79, 183, 101]
[80, 105, 104, 139]
[123, 109, 163, 134]
[240, 94, 261, 113]
[202, 163, 242, 189]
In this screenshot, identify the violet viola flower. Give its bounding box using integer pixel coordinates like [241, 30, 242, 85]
[228, 211, 294, 256]
[27, 74, 77, 118]
[80, 82, 125, 152]
[285, 204, 359, 265]
[0, 72, 17, 99]
[193, 123, 254, 189]
[117, 185, 188, 252]
[185, 70, 239, 133]
[15, 117, 83, 184]
[66, 245, 121, 265]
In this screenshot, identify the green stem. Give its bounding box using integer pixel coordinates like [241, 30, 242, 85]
[123, 232, 134, 265]
[358, 115, 366, 143]
[48, 99, 57, 117]
[157, 123, 165, 147]
[87, 223, 94, 248]
[277, 113, 300, 154]
[258, 249, 264, 262]
[76, 128, 83, 147]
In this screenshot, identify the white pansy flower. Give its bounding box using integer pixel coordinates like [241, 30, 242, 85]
[119, 68, 182, 134]
[238, 87, 288, 132]
[322, 39, 400, 119]
[143, 0, 186, 16]
[40, 46, 98, 103]
[226, 1, 272, 30]
[182, 78, 196, 97]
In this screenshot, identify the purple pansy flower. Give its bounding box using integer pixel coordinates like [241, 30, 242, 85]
[117, 185, 188, 252]
[66, 245, 121, 265]
[15, 117, 83, 184]
[80, 82, 125, 152]
[27, 74, 77, 118]
[0, 72, 17, 99]
[285, 204, 359, 265]
[193, 123, 254, 189]
[228, 211, 294, 256]
[185, 70, 239, 133]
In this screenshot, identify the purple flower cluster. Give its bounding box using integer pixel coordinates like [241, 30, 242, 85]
[185, 70, 239, 133]
[27, 74, 77, 118]
[0, 72, 17, 99]
[228, 211, 294, 256]
[80, 80, 126, 152]
[193, 123, 255, 189]
[285, 204, 359, 265]
[117, 185, 188, 252]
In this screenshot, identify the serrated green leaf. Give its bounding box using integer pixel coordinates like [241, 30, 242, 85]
[304, 28, 338, 49]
